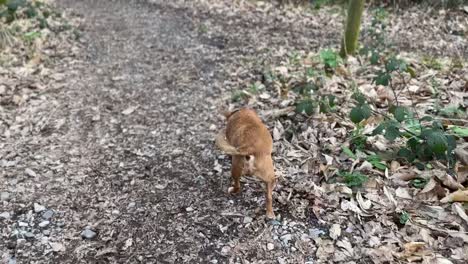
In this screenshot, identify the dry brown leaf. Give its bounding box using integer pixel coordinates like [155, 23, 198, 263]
[383, 186, 397, 208]
[356, 191, 372, 210]
[455, 164, 468, 184]
[441, 189, 468, 203]
[455, 143, 468, 165]
[390, 160, 400, 173]
[420, 177, 437, 194]
[329, 224, 341, 240]
[452, 203, 468, 225]
[402, 241, 426, 256]
[393, 171, 417, 181]
[395, 187, 412, 199]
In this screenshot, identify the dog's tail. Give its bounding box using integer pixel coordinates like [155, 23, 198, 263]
[215, 131, 248, 156]
[221, 109, 240, 120]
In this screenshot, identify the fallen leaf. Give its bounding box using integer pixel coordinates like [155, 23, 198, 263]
[395, 187, 412, 199]
[329, 224, 341, 240]
[441, 190, 468, 203]
[452, 203, 468, 224]
[356, 191, 372, 210]
[122, 106, 139, 115]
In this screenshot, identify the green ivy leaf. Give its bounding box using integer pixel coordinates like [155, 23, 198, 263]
[340, 171, 368, 188]
[394, 106, 410, 122]
[295, 99, 316, 116]
[451, 126, 468, 137]
[411, 178, 428, 188]
[370, 51, 380, 65]
[385, 57, 400, 72]
[427, 131, 448, 155]
[375, 71, 391, 86]
[399, 211, 410, 225]
[372, 124, 385, 136]
[352, 92, 367, 105]
[398, 148, 415, 162]
[419, 116, 433, 122]
[350, 104, 372, 124]
[342, 146, 357, 159]
[384, 122, 400, 141]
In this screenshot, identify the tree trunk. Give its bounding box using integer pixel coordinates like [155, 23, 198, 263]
[340, 0, 365, 58]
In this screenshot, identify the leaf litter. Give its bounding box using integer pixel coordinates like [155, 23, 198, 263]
[0, 0, 467, 263]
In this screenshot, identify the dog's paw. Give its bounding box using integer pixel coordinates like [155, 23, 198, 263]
[228, 186, 240, 194]
[266, 211, 275, 220]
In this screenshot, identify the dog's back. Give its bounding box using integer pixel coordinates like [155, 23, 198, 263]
[225, 108, 272, 156]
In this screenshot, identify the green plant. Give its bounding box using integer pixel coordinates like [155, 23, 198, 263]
[23, 30, 40, 44]
[399, 211, 410, 224]
[339, 171, 368, 187]
[410, 178, 428, 189]
[366, 154, 387, 170]
[320, 49, 342, 72]
[360, 8, 390, 65]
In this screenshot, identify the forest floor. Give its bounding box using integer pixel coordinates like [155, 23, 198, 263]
[1, 0, 467, 263]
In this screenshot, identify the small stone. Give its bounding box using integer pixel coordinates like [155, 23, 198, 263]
[24, 232, 35, 238]
[267, 243, 274, 251]
[7, 256, 16, 264]
[172, 149, 183, 156]
[49, 242, 66, 252]
[42, 210, 54, 219]
[1, 191, 10, 201]
[25, 168, 37, 177]
[280, 234, 292, 244]
[243, 216, 253, 224]
[18, 221, 29, 227]
[34, 203, 46, 213]
[185, 207, 194, 212]
[39, 221, 50, 228]
[127, 202, 136, 208]
[43, 230, 50, 236]
[81, 228, 97, 239]
[221, 246, 230, 255]
[0, 212, 11, 219]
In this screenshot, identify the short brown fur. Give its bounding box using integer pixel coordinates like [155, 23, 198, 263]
[216, 108, 276, 218]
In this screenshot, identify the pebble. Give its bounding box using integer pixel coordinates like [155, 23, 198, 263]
[42, 210, 54, 219]
[18, 222, 29, 227]
[185, 207, 194, 212]
[280, 234, 292, 244]
[43, 230, 50, 236]
[39, 221, 50, 228]
[1, 191, 10, 201]
[81, 228, 97, 239]
[0, 212, 11, 219]
[172, 149, 183, 156]
[267, 243, 275, 251]
[34, 203, 46, 213]
[25, 168, 37, 177]
[24, 232, 35, 238]
[221, 246, 230, 255]
[49, 242, 66, 252]
[128, 202, 136, 208]
[243, 216, 253, 224]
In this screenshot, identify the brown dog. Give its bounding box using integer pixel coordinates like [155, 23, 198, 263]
[215, 108, 276, 219]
